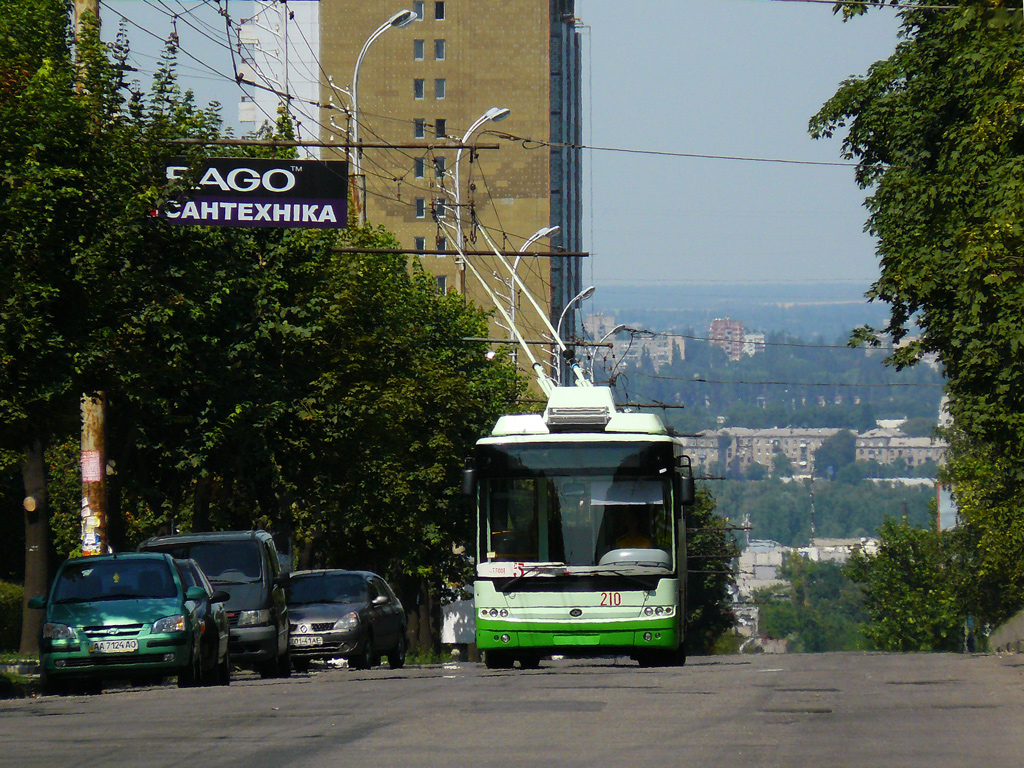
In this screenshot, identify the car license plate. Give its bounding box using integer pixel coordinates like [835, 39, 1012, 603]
[90, 639, 139, 653]
[290, 635, 323, 647]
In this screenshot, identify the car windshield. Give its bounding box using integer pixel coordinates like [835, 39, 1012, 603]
[287, 574, 365, 605]
[155, 541, 263, 584]
[52, 560, 177, 603]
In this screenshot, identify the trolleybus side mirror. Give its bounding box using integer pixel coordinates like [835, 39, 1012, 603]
[461, 464, 476, 497]
[675, 475, 696, 507]
[675, 455, 696, 506]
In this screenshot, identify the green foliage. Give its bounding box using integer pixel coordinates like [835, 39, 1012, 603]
[814, 430, 857, 478]
[684, 488, 740, 655]
[0, 582, 23, 652]
[814, 1, 1024, 635]
[708, 477, 934, 546]
[846, 517, 978, 652]
[0, 7, 525, 655]
[756, 555, 867, 652]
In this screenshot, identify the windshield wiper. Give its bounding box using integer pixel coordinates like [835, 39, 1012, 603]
[595, 569, 657, 590]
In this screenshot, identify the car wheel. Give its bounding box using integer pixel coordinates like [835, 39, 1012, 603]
[351, 634, 374, 670]
[258, 659, 277, 679]
[277, 648, 292, 678]
[484, 650, 514, 670]
[292, 657, 311, 674]
[217, 648, 231, 686]
[388, 634, 407, 670]
[40, 671, 67, 696]
[178, 649, 201, 688]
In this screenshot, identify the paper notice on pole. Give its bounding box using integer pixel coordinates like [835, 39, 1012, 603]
[81, 450, 102, 483]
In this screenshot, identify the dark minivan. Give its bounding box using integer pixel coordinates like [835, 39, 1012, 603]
[138, 530, 291, 678]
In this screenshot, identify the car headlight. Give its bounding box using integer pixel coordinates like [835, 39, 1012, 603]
[333, 612, 360, 631]
[43, 623, 76, 640]
[237, 609, 271, 627]
[152, 615, 187, 634]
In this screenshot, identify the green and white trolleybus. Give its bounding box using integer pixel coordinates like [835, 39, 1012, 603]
[466, 385, 695, 669]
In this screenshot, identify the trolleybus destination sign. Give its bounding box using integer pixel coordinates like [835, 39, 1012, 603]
[157, 157, 348, 228]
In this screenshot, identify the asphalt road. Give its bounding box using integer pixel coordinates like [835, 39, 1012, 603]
[3, 652, 1023, 768]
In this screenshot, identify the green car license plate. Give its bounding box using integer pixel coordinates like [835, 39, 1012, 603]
[90, 639, 139, 653]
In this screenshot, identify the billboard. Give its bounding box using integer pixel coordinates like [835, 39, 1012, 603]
[158, 157, 348, 228]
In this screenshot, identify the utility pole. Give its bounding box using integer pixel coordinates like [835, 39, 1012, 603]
[74, 0, 108, 555]
[73, 0, 99, 37]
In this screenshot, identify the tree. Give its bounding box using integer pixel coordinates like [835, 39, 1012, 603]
[813, 0, 1024, 633]
[772, 452, 794, 478]
[847, 516, 978, 652]
[684, 487, 739, 655]
[0, 1, 142, 654]
[814, 430, 857, 479]
[756, 554, 867, 652]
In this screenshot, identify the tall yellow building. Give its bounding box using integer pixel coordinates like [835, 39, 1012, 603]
[317, 0, 584, 379]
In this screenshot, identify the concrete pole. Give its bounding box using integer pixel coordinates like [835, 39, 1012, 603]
[74, 0, 107, 555]
[81, 394, 108, 555]
[73, 0, 99, 38]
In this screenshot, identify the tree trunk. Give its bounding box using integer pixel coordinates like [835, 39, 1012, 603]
[416, 578, 434, 652]
[192, 475, 212, 532]
[20, 439, 48, 657]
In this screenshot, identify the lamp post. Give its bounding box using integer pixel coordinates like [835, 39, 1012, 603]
[508, 226, 560, 360]
[350, 9, 417, 225]
[453, 107, 510, 292]
[556, 285, 595, 384]
[591, 323, 626, 382]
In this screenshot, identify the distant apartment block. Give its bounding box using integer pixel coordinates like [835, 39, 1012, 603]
[856, 428, 947, 468]
[583, 313, 682, 372]
[742, 332, 765, 357]
[681, 426, 947, 475]
[709, 318, 744, 361]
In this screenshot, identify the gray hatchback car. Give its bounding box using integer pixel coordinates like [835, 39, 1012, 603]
[286, 570, 406, 672]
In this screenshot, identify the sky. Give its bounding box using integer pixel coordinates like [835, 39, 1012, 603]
[99, 0, 902, 292]
[576, 0, 901, 290]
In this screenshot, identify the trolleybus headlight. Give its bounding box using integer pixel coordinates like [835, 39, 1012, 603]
[489, 608, 499, 617]
[643, 607, 654, 616]
[643, 632, 653, 642]
[655, 607, 665, 616]
[499, 609, 509, 617]
[500, 634, 511, 644]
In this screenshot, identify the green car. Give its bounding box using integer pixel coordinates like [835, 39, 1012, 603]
[29, 552, 207, 694]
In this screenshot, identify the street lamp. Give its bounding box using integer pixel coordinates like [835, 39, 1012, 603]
[453, 107, 510, 291]
[508, 226, 560, 357]
[591, 323, 626, 381]
[350, 9, 417, 224]
[556, 285, 595, 384]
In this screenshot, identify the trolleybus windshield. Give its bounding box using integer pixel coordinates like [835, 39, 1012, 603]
[479, 442, 676, 572]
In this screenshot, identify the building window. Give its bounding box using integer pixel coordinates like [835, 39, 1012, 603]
[434, 39, 446, 60]
[435, 118, 446, 138]
[434, 78, 445, 99]
[434, 198, 446, 217]
[434, 156, 446, 179]
[437, 235, 447, 252]
[415, 197, 426, 218]
[435, 1, 445, 20]
[413, 39, 425, 60]
[413, 1, 424, 20]
[413, 118, 425, 139]
[436, 275, 447, 293]
[414, 79, 425, 99]
[414, 157, 425, 179]
[414, 236, 427, 254]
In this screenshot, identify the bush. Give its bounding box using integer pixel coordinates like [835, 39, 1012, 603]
[0, 582, 23, 652]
